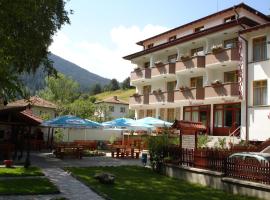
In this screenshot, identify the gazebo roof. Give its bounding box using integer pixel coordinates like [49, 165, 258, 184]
[172, 120, 206, 131]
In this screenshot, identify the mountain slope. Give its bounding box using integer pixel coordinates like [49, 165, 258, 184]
[49, 54, 110, 90]
[21, 54, 111, 93]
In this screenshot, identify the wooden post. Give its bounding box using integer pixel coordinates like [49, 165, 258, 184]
[24, 126, 31, 168]
[47, 127, 50, 148]
[195, 131, 198, 149]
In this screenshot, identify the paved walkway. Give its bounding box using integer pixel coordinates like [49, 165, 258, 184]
[43, 168, 104, 200]
[0, 151, 143, 200]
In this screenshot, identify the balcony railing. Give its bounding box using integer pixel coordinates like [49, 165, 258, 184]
[204, 82, 239, 98]
[205, 47, 240, 66]
[151, 63, 175, 77]
[174, 88, 205, 101]
[129, 94, 150, 105]
[148, 91, 175, 104]
[130, 68, 151, 81]
[176, 56, 205, 72]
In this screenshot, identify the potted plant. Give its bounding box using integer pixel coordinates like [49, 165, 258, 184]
[211, 80, 222, 87]
[211, 45, 224, 54]
[134, 67, 140, 71]
[180, 55, 191, 62]
[132, 93, 140, 97]
[180, 86, 189, 92]
[3, 160, 13, 168]
[154, 60, 164, 67]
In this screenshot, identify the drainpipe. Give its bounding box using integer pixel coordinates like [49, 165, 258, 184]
[239, 34, 249, 142]
[234, 6, 249, 142]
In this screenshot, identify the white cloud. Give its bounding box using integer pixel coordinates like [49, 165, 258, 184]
[49, 24, 168, 82]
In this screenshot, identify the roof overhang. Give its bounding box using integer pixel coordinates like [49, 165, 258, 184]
[124, 17, 259, 60]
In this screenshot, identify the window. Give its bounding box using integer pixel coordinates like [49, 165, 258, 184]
[144, 62, 150, 68]
[138, 110, 144, 119]
[147, 43, 154, 49]
[190, 76, 203, 88]
[253, 36, 267, 62]
[224, 15, 236, 23]
[191, 47, 204, 56]
[168, 54, 177, 63]
[168, 35, 176, 42]
[224, 38, 238, 49]
[224, 71, 238, 83]
[160, 108, 165, 120]
[184, 106, 199, 122]
[253, 80, 267, 106]
[214, 103, 241, 128]
[120, 107, 126, 113]
[167, 108, 175, 122]
[194, 26, 204, 32]
[109, 106, 114, 112]
[146, 109, 155, 117]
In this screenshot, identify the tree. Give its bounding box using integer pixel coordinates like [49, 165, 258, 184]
[122, 77, 132, 90]
[0, 0, 71, 100]
[60, 99, 95, 119]
[109, 79, 120, 91]
[39, 73, 80, 104]
[91, 83, 102, 95]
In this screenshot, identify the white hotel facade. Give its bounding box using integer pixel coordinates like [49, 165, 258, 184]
[123, 3, 270, 141]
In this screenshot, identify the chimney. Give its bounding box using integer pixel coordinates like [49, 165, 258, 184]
[113, 96, 118, 100]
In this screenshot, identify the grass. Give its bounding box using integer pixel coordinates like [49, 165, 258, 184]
[65, 166, 260, 200]
[0, 178, 59, 195]
[94, 88, 135, 102]
[0, 166, 44, 177]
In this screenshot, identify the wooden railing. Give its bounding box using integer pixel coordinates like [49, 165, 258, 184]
[165, 146, 270, 184]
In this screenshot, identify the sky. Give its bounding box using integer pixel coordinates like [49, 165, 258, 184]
[49, 0, 270, 82]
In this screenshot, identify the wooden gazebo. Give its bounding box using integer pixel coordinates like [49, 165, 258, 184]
[0, 105, 42, 165]
[172, 120, 207, 149]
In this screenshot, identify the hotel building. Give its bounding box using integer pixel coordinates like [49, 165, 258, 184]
[124, 3, 270, 140]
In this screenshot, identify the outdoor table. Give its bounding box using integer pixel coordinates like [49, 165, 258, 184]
[54, 144, 83, 159]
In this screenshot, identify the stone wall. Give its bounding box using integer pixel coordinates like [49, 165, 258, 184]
[164, 164, 270, 200]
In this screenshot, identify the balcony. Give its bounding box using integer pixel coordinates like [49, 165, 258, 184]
[151, 63, 175, 79]
[149, 91, 175, 104]
[175, 56, 205, 73]
[204, 82, 239, 99]
[205, 47, 239, 68]
[174, 88, 205, 101]
[130, 68, 151, 83]
[129, 94, 150, 106]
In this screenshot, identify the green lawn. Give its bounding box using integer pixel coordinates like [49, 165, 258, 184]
[0, 166, 44, 177]
[0, 178, 59, 195]
[94, 89, 135, 102]
[65, 166, 260, 200]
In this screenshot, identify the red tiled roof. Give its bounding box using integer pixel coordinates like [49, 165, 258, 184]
[172, 120, 206, 131]
[7, 96, 57, 109]
[136, 3, 269, 46]
[96, 96, 129, 105]
[123, 17, 258, 60]
[20, 109, 43, 124]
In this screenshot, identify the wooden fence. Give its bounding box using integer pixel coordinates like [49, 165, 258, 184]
[165, 146, 270, 184]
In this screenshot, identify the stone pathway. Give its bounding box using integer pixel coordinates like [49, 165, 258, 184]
[43, 168, 104, 200]
[0, 152, 142, 199]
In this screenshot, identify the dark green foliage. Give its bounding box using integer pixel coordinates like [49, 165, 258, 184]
[66, 166, 259, 200]
[109, 79, 120, 91]
[121, 77, 134, 90]
[0, 0, 70, 99]
[91, 83, 102, 95]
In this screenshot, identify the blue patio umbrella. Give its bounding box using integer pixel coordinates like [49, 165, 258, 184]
[42, 115, 102, 128]
[42, 115, 102, 141]
[136, 117, 172, 127]
[102, 118, 135, 128]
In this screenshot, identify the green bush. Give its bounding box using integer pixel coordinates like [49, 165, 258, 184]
[197, 135, 212, 148]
